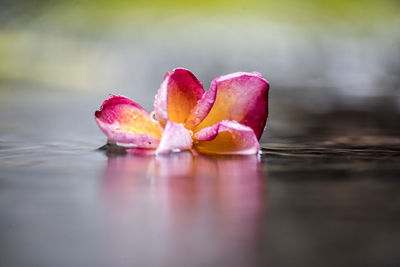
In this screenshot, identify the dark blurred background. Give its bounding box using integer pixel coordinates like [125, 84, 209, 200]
[1, 0, 399, 142]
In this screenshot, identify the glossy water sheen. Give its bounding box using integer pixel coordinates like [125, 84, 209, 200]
[0, 91, 400, 267]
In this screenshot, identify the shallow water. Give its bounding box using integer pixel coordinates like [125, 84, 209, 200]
[1, 90, 400, 267]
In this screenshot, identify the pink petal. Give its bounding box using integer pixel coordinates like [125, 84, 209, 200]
[154, 68, 204, 127]
[194, 120, 260, 155]
[95, 95, 162, 148]
[156, 120, 193, 155]
[187, 72, 269, 139]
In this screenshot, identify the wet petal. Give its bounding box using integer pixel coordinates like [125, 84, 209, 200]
[188, 72, 269, 139]
[156, 120, 193, 155]
[154, 68, 204, 127]
[194, 120, 259, 155]
[95, 95, 162, 148]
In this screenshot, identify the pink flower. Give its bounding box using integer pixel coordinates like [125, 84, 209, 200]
[95, 68, 269, 155]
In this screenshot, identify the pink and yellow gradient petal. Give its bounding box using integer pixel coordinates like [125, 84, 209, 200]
[95, 69, 269, 155]
[154, 68, 204, 127]
[189, 72, 269, 139]
[194, 120, 260, 155]
[95, 95, 162, 148]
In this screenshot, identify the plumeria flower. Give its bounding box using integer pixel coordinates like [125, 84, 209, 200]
[95, 68, 269, 155]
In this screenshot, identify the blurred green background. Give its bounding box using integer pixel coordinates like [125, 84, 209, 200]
[1, 0, 399, 140]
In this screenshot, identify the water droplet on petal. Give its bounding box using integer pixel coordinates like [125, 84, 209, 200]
[150, 111, 158, 122]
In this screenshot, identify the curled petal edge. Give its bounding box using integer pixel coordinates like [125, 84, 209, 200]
[194, 120, 260, 155]
[96, 119, 161, 149]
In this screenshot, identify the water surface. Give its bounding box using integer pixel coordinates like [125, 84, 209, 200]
[0, 90, 400, 267]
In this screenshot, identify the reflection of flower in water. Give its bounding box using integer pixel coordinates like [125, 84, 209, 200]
[101, 153, 266, 267]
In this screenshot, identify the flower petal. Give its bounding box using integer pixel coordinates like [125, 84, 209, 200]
[188, 72, 269, 139]
[156, 120, 193, 155]
[95, 95, 162, 148]
[154, 68, 204, 127]
[194, 120, 259, 155]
